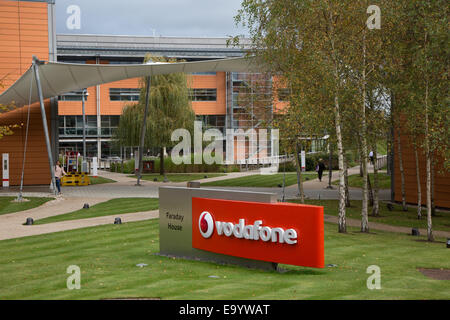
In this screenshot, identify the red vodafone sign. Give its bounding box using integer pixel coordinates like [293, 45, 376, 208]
[192, 198, 325, 268]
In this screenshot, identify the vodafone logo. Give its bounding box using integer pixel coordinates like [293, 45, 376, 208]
[199, 211, 214, 238]
[198, 211, 298, 245]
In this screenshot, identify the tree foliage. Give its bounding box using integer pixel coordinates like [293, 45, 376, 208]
[234, 0, 448, 238]
[114, 55, 195, 150]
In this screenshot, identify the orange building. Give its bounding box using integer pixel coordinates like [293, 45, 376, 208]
[0, 0, 57, 185]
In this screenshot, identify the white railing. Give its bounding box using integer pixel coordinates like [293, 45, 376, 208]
[374, 155, 387, 170]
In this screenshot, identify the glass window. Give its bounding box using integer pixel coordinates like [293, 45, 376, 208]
[87, 116, 97, 127]
[277, 88, 290, 102]
[190, 88, 217, 101]
[109, 88, 140, 101]
[191, 72, 216, 75]
[76, 116, 84, 128]
[110, 115, 120, 127]
[65, 116, 76, 128]
[58, 90, 88, 101]
[101, 116, 110, 128]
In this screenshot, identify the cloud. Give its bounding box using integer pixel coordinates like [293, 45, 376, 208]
[55, 0, 248, 37]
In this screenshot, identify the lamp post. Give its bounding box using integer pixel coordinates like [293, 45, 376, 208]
[82, 88, 89, 172]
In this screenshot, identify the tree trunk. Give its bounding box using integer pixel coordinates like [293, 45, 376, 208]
[367, 173, 374, 207]
[344, 156, 351, 207]
[359, 155, 363, 177]
[329, 14, 346, 233]
[294, 142, 305, 203]
[397, 131, 408, 211]
[431, 154, 436, 217]
[414, 145, 422, 219]
[371, 144, 379, 217]
[159, 147, 165, 176]
[360, 30, 369, 233]
[335, 94, 347, 234]
[424, 80, 434, 242]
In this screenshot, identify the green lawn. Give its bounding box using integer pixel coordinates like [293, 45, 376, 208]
[0, 196, 53, 216]
[289, 199, 450, 232]
[333, 173, 391, 189]
[201, 172, 320, 188]
[127, 173, 226, 183]
[33, 198, 159, 225]
[0, 219, 448, 299]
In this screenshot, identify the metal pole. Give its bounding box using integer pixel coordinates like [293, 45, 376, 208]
[82, 89, 86, 159]
[136, 76, 151, 186]
[32, 56, 57, 195]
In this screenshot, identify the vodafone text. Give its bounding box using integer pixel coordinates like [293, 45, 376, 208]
[199, 212, 298, 244]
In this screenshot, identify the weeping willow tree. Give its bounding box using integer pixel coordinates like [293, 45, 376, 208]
[114, 54, 195, 175]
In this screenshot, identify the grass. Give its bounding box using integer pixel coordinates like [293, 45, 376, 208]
[0, 196, 53, 216]
[333, 173, 391, 189]
[201, 172, 320, 188]
[127, 173, 226, 183]
[288, 199, 450, 232]
[0, 219, 448, 299]
[88, 176, 117, 185]
[33, 198, 159, 225]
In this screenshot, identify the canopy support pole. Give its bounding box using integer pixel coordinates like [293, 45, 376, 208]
[32, 55, 57, 195]
[136, 76, 151, 186]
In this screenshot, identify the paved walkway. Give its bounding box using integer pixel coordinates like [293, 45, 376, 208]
[324, 214, 450, 239]
[1, 164, 446, 241]
[0, 194, 159, 240]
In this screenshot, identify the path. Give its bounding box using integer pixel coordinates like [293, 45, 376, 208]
[1, 164, 443, 241]
[324, 214, 450, 239]
[0, 194, 158, 240]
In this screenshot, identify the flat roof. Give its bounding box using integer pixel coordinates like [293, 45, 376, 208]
[56, 34, 251, 59]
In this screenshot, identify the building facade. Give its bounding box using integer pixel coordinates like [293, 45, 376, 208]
[55, 34, 283, 159]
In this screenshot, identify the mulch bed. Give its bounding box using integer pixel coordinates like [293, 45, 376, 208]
[417, 268, 450, 280]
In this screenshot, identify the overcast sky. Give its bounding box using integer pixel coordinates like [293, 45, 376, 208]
[55, 0, 248, 37]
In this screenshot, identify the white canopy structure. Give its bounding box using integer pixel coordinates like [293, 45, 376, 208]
[0, 56, 257, 109]
[0, 55, 260, 194]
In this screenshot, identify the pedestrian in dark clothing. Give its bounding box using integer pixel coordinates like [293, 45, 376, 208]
[316, 159, 326, 182]
[369, 150, 374, 165]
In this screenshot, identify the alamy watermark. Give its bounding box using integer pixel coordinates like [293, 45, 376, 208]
[171, 121, 280, 174]
[366, 265, 381, 290]
[66, 5, 81, 30]
[66, 265, 81, 290]
[366, 5, 381, 30]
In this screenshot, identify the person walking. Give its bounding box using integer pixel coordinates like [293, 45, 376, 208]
[316, 158, 326, 182]
[54, 160, 66, 195]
